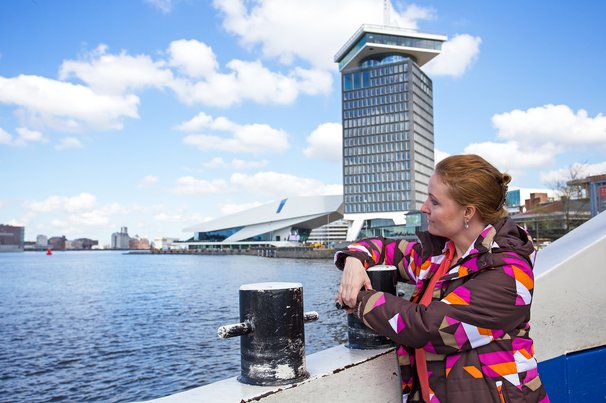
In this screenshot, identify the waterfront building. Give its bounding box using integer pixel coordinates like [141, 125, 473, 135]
[36, 234, 48, 247]
[71, 238, 99, 250]
[182, 195, 343, 249]
[306, 219, 349, 244]
[111, 227, 130, 249]
[152, 237, 183, 251]
[129, 235, 150, 250]
[48, 235, 67, 251]
[0, 224, 25, 252]
[568, 174, 606, 217]
[505, 188, 557, 214]
[335, 24, 446, 240]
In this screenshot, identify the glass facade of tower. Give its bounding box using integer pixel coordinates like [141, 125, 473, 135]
[341, 54, 435, 214]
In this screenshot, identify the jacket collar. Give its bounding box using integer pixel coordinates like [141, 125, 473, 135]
[418, 217, 535, 281]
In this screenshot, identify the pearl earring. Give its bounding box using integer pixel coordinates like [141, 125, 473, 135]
[464, 219, 469, 229]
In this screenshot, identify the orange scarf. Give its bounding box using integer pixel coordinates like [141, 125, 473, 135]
[415, 242, 455, 402]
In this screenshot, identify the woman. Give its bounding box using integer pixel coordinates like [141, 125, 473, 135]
[336, 154, 549, 402]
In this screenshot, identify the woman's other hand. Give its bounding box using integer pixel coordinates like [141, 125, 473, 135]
[337, 257, 372, 310]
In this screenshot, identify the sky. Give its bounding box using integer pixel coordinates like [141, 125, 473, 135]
[1, 0, 605, 245]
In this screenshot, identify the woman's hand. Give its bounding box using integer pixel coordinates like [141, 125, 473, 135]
[337, 257, 372, 311]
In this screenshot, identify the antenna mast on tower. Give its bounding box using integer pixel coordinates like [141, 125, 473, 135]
[383, 0, 391, 26]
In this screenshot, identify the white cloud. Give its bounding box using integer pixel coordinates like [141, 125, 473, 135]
[21, 194, 124, 235]
[467, 104, 606, 174]
[25, 193, 97, 213]
[203, 157, 227, 168]
[49, 219, 70, 229]
[173, 59, 332, 107]
[230, 171, 342, 197]
[493, 104, 606, 148]
[463, 141, 556, 176]
[0, 126, 47, 146]
[203, 157, 269, 170]
[15, 127, 47, 144]
[231, 159, 269, 170]
[138, 175, 159, 188]
[172, 176, 228, 194]
[59, 44, 173, 95]
[145, 0, 174, 14]
[154, 212, 185, 222]
[168, 39, 218, 78]
[1, 35, 332, 137]
[423, 34, 481, 77]
[0, 127, 12, 144]
[150, 210, 214, 231]
[174, 111, 214, 132]
[540, 161, 606, 184]
[303, 122, 342, 161]
[178, 113, 289, 154]
[213, 0, 436, 70]
[72, 210, 112, 226]
[0, 74, 139, 131]
[220, 201, 264, 215]
[55, 137, 83, 150]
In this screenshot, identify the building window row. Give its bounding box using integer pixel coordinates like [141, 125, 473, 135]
[344, 87, 409, 110]
[342, 61, 410, 92]
[344, 110, 408, 125]
[344, 141, 408, 156]
[345, 155, 412, 167]
[344, 123, 409, 138]
[344, 103, 408, 121]
[345, 170, 411, 185]
[344, 78, 408, 101]
[345, 126, 411, 139]
[345, 181, 411, 194]
[344, 103, 409, 120]
[344, 113, 410, 129]
[343, 73, 408, 93]
[413, 113, 434, 131]
[344, 162, 411, 177]
[344, 122, 411, 137]
[413, 131, 434, 149]
[344, 131, 410, 147]
[345, 201, 411, 214]
[412, 80, 432, 98]
[413, 161, 434, 178]
[412, 96, 433, 114]
[412, 101, 434, 123]
[345, 191, 411, 204]
[413, 124, 434, 142]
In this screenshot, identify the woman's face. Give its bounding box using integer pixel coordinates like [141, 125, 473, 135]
[420, 174, 466, 238]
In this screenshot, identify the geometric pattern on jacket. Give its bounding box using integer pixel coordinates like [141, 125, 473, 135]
[335, 217, 550, 402]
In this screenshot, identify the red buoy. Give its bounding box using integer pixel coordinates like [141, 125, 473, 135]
[46, 248, 52, 255]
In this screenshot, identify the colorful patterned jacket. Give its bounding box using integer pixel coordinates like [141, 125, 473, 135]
[335, 217, 550, 402]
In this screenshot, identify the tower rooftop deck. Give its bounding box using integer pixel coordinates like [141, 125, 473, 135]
[335, 24, 447, 71]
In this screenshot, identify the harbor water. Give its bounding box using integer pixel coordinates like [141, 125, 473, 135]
[0, 251, 348, 402]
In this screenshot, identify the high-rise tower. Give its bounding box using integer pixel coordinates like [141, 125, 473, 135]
[334, 24, 446, 240]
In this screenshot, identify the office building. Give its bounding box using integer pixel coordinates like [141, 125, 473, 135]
[36, 234, 48, 247]
[182, 195, 343, 249]
[111, 227, 130, 249]
[0, 224, 25, 252]
[334, 24, 446, 240]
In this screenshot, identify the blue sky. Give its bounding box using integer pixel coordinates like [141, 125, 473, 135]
[1, 0, 605, 245]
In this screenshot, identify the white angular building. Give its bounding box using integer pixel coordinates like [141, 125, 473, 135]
[182, 195, 344, 249]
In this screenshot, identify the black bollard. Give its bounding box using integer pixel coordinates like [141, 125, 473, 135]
[217, 282, 318, 386]
[347, 265, 397, 349]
